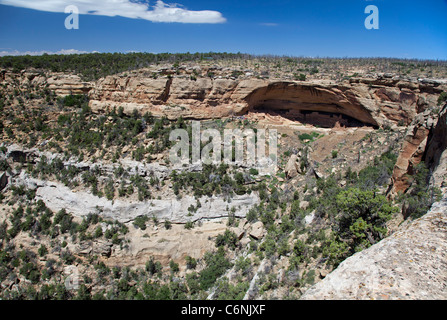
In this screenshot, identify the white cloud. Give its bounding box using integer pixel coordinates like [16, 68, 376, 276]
[0, 49, 90, 56]
[0, 0, 226, 23]
[260, 23, 278, 27]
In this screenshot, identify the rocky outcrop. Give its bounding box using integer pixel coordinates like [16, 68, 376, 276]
[285, 154, 299, 179]
[10, 172, 259, 224]
[87, 69, 445, 128]
[0, 70, 93, 96]
[77, 240, 113, 257]
[244, 82, 379, 126]
[300, 195, 447, 300]
[249, 221, 266, 240]
[108, 220, 229, 270]
[2, 68, 444, 129]
[45, 74, 92, 96]
[88, 76, 261, 120]
[390, 111, 434, 194]
[390, 104, 447, 195]
[424, 105, 447, 193]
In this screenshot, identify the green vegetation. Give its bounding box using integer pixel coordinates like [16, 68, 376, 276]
[215, 229, 239, 250]
[199, 247, 232, 290]
[133, 216, 149, 230]
[296, 131, 323, 144]
[399, 162, 442, 219]
[438, 91, 447, 106]
[171, 163, 253, 198]
[0, 52, 251, 81]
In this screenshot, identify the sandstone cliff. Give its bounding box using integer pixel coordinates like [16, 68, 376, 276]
[3, 67, 445, 130]
[88, 70, 445, 129]
[390, 104, 447, 195]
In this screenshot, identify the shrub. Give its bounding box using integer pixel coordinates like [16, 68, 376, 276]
[215, 229, 238, 250]
[296, 73, 306, 81]
[61, 94, 88, 107]
[53, 209, 74, 234]
[94, 226, 103, 238]
[249, 168, 259, 176]
[246, 208, 258, 223]
[164, 220, 172, 230]
[335, 187, 397, 251]
[133, 215, 149, 230]
[104, 179, 115, 200]
[20, 262, 40, 284]
[169, 260, 180, 273]
[437, 91, 447, 106]
[185, 256, 197, 269]
[146, 257, 163, 276]
[213, 278, 249, 300]
[322, 236, 350, 267]
[400, 162, 442, 219]
[356, 151, 397, 189]
[199, 247, 232, 290]
[38, 245, 48, 257]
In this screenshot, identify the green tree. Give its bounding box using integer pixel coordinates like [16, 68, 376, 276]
[215, 229, 238, 250]
[437, 91, 447, 106]
[146, 257, 163, 276]
[199, 247, 232, 290]
[335, 187, 397, 251]
[170, 260, 180, 274]
[401, 162, 442, 219]
[38, 245, 48, 257]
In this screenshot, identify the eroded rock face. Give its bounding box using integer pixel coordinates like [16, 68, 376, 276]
[46, 74, 92, 96]
[87, 70, 445, 128]
[300, 196, 447, 300]
[244, 82, 379, 126]
[390, 105, 447, 195]
[285, 154, 299, 179]
[424, 105, 447, 193]
[2, 68, 444, 129]
[19, 175, 259, 224]
[390, 112, 433, 194]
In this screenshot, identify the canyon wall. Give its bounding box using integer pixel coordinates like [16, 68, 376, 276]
[87, 71, 444, 128]
[7, 68, 444, 129]
[390, 104, 447, 195]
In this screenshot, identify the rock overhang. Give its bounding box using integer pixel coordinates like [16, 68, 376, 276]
[243, 81, 380, 127]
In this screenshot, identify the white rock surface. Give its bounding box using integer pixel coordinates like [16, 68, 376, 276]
[27, 176, 259, 223]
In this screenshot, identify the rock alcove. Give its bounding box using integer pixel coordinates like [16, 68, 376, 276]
[243, 82, 379, 128]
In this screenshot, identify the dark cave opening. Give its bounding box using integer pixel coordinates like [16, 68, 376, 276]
[243, 82, 379, 128]
[252, 103, 371, 128]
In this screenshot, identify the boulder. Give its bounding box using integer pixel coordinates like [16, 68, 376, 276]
[76, 242, 92, 256]
[249, 221, 265, 240]
[285, 154, 299, 179]
[93, 240, 113, 257]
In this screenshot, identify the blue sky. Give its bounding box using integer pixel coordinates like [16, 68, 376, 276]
[0, 0, 446, 59]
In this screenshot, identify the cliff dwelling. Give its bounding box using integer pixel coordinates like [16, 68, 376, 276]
[243, 82, 379, 128]
[250, 103, 367, 128]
